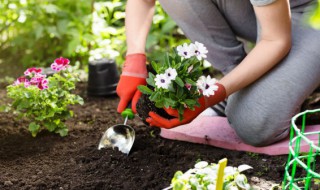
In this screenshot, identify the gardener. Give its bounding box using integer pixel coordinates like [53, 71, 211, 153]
[116, 0, 320, 146]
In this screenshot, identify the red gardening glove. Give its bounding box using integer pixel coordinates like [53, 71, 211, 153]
[116, 54, 147, 113]
[146, 83, 227, 129]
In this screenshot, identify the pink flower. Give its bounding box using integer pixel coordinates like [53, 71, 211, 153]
[37, 79, 49, 90]
[51, 57, 70, 71]
[13, 76, 31, 87]
[30, 74, 46, 85]
[24, 67, 42, 76]
[185, 83, 192, 90]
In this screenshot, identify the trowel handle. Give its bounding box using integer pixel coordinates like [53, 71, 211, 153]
[121, 102, 135, 120]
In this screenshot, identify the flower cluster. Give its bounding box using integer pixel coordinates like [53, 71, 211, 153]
[51, 57, 70, 71]
[154, 67, 178, 89]
[169, 161, 252, 190]
[138, 42, 219, 120]
[13, 57, 70, 90]
[177, 41, 208, 60]
[7, 57, 83, 137]
[14, 68, 48, 90]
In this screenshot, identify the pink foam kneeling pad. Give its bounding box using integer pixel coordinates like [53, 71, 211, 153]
[160, 116, 320, 155]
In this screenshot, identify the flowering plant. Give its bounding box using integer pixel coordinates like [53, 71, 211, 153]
[6, 57, 84, 137]
[168, 161, 252, 190]
[138, 42, 219, 120]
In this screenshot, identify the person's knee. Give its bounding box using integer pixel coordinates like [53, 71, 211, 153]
[227, 109, 290, 147]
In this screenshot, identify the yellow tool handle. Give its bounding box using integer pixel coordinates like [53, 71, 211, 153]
[216, 158, 228, 190]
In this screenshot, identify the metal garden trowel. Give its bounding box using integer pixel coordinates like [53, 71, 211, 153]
[98, 107, 135, 155]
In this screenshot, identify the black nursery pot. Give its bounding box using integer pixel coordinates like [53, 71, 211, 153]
[87, 58, 120, 96]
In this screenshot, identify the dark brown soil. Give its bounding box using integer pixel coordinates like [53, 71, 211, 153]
[0, 82, 319, 190]
[136, 94, 174, 126]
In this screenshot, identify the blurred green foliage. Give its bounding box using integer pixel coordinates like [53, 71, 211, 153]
[0, 0, 93, 69]
[309, 0, 320, 29]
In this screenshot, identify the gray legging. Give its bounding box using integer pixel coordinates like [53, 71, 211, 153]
[158, 0, 320, 146]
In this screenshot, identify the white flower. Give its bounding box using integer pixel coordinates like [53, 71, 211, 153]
[196, 76, 218, 97]
[224, 166, 238, 176]
[207, 184, 216, 190]
[164, 67, 177, 81]
[191, 41, 208, 60]
[195, 161, 208, 169]
[177, 43, 194, 58]
[238, 165, 252, 173]
[154, 74, 171, 89]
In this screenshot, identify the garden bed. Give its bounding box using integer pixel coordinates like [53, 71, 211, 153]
[0, 82, 317, 190]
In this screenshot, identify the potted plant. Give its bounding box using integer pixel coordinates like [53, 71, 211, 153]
[6, 57, 84, 137]
[136, 42, 220, 124]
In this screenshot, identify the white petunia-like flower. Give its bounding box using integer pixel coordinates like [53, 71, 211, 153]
[177, 43, 194, 58]
[164, 67, 177, 81]
[196, 76, 218, 97]
[224, 166, 238, 176]
[154, 74, 171, 89]
[191, 41, 208, 61]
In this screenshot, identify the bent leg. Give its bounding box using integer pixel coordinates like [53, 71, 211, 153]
[226, 10, 320, 146]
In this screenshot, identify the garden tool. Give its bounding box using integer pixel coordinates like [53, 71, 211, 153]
[98, 106, 135, 155]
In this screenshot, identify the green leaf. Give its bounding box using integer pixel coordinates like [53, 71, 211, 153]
[137, 85, 153, 95]
[164, 52, 171, 67]
[76, 96, 84, 105]
[164, 98, 175, 107]
[184, 99, 197, 106]
[23, 92, 30, 98]
[17, 100, 30, 109]
[146, 72, 156, 87]
[151, 61, 160, 73]
[69, 110, 74, 117]
[28, 122, 40, 137]
[155, 100, 164, 108]
[175, 77, 184, 87]
[57, 127, 68, 137]
[146, 77, 155, 87]
[149, 91, 160, 101]
[185, 78, 196, 86]
[54, 119, 61, 125]
[45, 122, 57, 132]
[176, 86, 184, 98]
[161, 19, 177, 33]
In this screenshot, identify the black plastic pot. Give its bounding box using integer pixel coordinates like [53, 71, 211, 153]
[87, 58, 119, 96]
